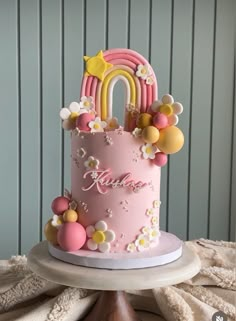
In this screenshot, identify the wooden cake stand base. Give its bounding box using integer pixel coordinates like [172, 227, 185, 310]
[83, 291, 141, 321]
[28, 241, 201, 321]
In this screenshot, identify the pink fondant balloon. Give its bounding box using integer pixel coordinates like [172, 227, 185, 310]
[76, 113, 95, 131]
[153, 112, 168, 129]
[57, 222, 86, 252]
[153, 152, 168, 167]
[51, 196, 70, 215]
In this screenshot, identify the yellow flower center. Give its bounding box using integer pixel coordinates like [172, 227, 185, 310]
[84, 101, 90, 107]
[93, 123, 100, 130]
[70, 112, 79, 120]
[92, 231, 105, 244]
[141, 68, 147, 74]
[139, 239, 145, 246]
[152, 230, 158, 237]
[145, 147, 152, 154]
[89, 161, 95, 168]
[57, 217, 63, 225]
[159, 104, 173, 116]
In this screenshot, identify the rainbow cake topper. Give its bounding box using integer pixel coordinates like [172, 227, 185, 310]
[59, 48, 184, 167]
[81, 49, 158, 126]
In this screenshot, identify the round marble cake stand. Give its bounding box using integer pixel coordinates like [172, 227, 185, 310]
[28, 241, 200, 321]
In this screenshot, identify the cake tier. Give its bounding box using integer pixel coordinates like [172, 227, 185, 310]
[71, 130, 161, 253]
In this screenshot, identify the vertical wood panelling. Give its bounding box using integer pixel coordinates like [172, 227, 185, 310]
[20, 0, 41, 254]
[64, 0, 84, 190]
[209, 0, 234, 240]
[108, 0, 128, 48]
[0, 0, 235, 258]
[0, 0, 19, 258]
[129, 0, 150, 58]
[188, 0, 215, 240]
[41, 0, 62, 239]
[150, 0, 172, 231]
[107, 0, 129, 122]
[168, 0, 193, 240]
[86, 0, 107, 54]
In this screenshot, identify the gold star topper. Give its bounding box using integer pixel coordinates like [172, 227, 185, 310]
[84, 50, 113, 81]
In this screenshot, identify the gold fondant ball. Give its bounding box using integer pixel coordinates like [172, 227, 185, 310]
[136, 113, 152, 129]
[155, 126, 184, 154]
[142, 126, 160, 144]
[44, 219, 58, 245]
[63, 209, 78, 222]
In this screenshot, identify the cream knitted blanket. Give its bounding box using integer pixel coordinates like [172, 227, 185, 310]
[0, 239, 235, 321]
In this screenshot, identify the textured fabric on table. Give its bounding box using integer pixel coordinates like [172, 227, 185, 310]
[0, 239, 235, 321]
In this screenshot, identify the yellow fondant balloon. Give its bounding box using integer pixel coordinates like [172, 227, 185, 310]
[155, 126, 184, 154]
[142, 126, 160, 144]
[63, 209, 78, 222]
[136, 113, 152, 129]
[44, 219, 58, 245]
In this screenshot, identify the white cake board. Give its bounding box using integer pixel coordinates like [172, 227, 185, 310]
[48, 231, 182, 270]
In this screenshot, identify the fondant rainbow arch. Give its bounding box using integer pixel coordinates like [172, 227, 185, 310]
[80, 48, 158, 123]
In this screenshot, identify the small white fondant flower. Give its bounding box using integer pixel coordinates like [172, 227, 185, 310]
[73, 128, 80, 136]
[126, 104, 139, 117]
[141, 143, 157, 160]
[146, 76, 154, 85]
[77, 148, 86, 158]
[106, 117, 119, 130]
[69, 200, 77, 211]
[142, 226, 159, 241]
[149, 226, 159, 241]
[116, 126, 124, 135]
[64, 189, 71, 199]
[127, 243, 136, 253]
[89, 117, 107, 132]
[132, 127, 142, 138]
[86, 220, 115, 253]
[91, 171, 98, 179]
[146, 208, 155, 216]
[60, 102, 81, 121]
[84, 156, 99, 170]
[136, 64, 151, 80]
[104, 134, 113, 145]
[151, 216, 159, 226]
[135, 234, 150, 252]
[79, 96, 95, 111]
[51, 214, 63, 228]
[150, 94, 183, 126]
[153, 200, 161, 208]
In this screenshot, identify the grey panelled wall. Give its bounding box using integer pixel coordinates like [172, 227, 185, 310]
[0, 0, 235, 259]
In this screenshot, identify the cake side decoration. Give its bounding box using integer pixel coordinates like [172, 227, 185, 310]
[44, 48, 185, 254]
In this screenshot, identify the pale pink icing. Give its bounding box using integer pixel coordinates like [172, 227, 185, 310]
[71, 131, 160, 253]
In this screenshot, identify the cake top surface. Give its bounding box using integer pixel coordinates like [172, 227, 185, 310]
[59, 48, 184, 167]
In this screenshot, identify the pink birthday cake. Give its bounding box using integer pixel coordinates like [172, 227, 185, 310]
[44, 49, 184, 264]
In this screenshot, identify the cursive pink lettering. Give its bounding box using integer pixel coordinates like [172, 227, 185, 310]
[82, 169, 147, 194]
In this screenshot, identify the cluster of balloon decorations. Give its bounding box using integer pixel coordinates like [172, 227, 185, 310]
[44, 196, 87, 251]
[135, 94, 184, 166]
